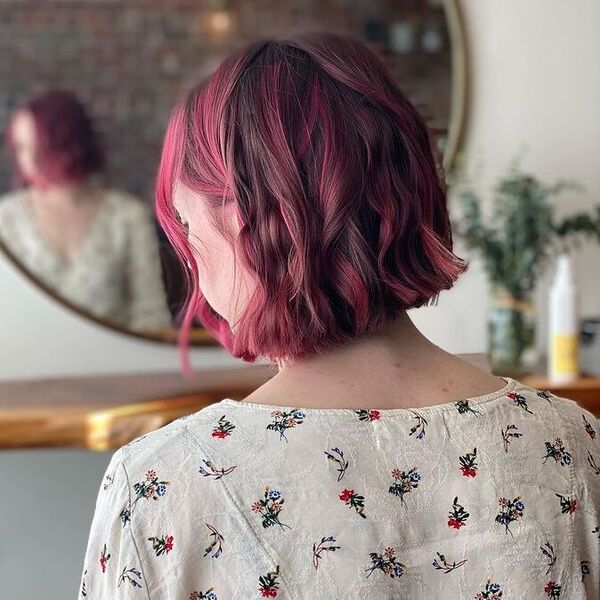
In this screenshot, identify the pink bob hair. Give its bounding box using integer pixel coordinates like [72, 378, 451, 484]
[156, 32, 468, 369]
[6, 89, 104, 188]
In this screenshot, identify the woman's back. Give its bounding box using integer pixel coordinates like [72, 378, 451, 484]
[80, 377, 600, 599]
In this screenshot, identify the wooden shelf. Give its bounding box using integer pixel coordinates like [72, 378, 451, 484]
[0, 365, 276, 451]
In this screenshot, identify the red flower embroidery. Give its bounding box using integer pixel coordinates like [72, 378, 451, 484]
[258, 565, 280, 597]
[339, 489, 353, 502]
[355, 409, 381, 422]
[338, 488, 367, 518]
[447, 497, 469, 529]
[99, 544, 110, 573]
[211, 415, 235, 438]
[447, 518, 464, 530]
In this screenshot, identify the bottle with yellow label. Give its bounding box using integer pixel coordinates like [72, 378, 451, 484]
[548, 253, 580, 383]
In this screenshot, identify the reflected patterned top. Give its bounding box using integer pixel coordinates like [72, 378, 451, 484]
[0, 188, 171, 331]
[79, 377, 600, 599]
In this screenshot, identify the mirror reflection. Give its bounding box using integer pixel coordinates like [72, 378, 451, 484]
[0, 0, 460, 341]
[0, 91, 172, 331]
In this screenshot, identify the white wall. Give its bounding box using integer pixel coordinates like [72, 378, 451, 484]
[1, 1, 600, 598]
[453, 0, 600, 356]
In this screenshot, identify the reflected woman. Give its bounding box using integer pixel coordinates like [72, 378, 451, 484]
[0, 90, 172, 331]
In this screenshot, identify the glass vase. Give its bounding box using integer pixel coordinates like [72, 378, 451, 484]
[488, 285, 538, 376]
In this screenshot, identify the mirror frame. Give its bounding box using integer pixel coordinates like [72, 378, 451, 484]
[0, 0, 467, 346]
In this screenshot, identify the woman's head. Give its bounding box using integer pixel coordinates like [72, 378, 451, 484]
[156, 32, 468, 367]
[6, 89, 104, 188]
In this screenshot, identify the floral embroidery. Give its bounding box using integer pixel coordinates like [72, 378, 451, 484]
[459, 448, 478, 477]
[409, 410, 427, 439]
[544, 580, 561, 598]
[189, 587, 217, 599]
[582, 414, 597, 439]
[339, 488, 367, 518]
[542, 438, 572, 466]
[475, 579, 503, 599]
[102, 473, 114, 491]
[312, 535, 341, 569]
[198, 459, 237, 480]
[80, 569, 87, 597]
[148, 535, 174, 556]
[324, 447, 348, 481]
[252, 485, 292, 530]
[355, 408, 381, 422]
[432, 552, 467, 573]
[508, 391, 534, 414]
[203, 523, 224, 558]
[448, 496, 469, 529]
[211, 415, 235, 439]
[136, 470, 169, 500]
[388, 467, 421, 506]
[365, 546, 406, 578]
[586, 451, 600, 475]
[540, 541, 556, 575]
[118, 566, 143, 588]
[120, 469, 171, 527]
[266, 409, 306, 442]
[495, 496, 525, 535]
[99, 543, 110, 573]
[80, 385, 600, 597]
[536, 389, 553, 402]
[455, 400, 482, 416]
[501, 424, 522, 452]
[258, 565, 280, 597]
[555, 493, 577, 514]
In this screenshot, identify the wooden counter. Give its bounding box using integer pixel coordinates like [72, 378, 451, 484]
[0, 365, 276, 451]
[1, 361, 598, 451]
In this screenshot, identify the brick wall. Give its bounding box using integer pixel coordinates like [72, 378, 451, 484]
[0, 0, 450, 203]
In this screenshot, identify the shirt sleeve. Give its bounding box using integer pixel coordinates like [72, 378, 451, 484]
[78, 447, 149, 598]
[125, 201, 173, 332]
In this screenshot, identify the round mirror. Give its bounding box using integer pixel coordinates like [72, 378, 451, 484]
[0, 0, 466, 345]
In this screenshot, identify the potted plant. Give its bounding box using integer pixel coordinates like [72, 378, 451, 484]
[451, 162, 600, 376]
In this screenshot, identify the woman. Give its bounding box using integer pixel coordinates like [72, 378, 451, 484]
[80, 34, 600, 598]
[0, 90, 172, 331]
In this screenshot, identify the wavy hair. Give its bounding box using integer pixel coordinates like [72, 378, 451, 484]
[156, 32, 468, 368]
[7, 89, 104, 187]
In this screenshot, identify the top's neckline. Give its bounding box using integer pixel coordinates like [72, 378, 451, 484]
[216, 376, 517, 417]
[19, 187, 112, 268]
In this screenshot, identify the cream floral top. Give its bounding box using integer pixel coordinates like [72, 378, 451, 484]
[0, 188, 171, 331]
[79, 376, 600, 599]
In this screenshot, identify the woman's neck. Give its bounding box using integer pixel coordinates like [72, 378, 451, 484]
[243, 310, 505, 410]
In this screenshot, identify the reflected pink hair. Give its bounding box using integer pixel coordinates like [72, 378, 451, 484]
[156, 32, 468, 369]
[6, 89, 104, 188]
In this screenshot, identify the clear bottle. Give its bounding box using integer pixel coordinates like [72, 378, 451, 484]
[548, 253, 580, 383]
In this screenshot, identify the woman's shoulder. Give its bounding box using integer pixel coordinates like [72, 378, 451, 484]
[102, 188, 152, 217]
[113, 401, 232, 471]
[519, 380, 598, 428]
